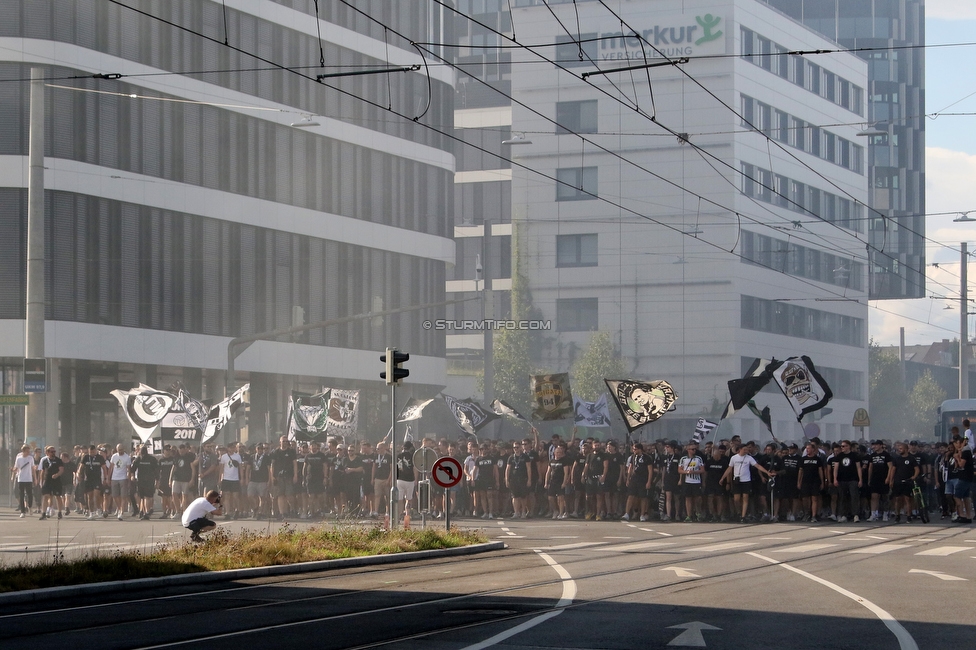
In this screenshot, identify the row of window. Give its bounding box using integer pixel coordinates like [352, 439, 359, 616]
[740, 27, 864, 116]
[556, 234, 598, 268]
[740, 163, 864, 233]
[741, 295, 865, 348]
[0, 0, 451, 152]
[0, 189, 445, 356]
[740, 230, 864, 291]
[0, 63, 451, 239]
[741, 95, 864, 174]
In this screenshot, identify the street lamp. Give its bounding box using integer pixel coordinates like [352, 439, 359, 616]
[954, 212, 975, 223]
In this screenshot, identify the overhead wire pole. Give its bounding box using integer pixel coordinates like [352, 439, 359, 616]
[25, 67, 45, 445]
[962, 242, 969, 400]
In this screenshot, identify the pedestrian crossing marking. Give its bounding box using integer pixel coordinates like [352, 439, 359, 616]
[681, 542, 755, 553]
[915, 546, 974, 556]
[771, 543, 839, 554]
[850, 544, 912, 554]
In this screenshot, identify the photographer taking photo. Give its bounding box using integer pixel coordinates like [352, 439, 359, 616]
[181, 490, 224, 542]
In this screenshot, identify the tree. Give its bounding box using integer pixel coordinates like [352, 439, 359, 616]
[868, 338, 908, 437]
[906, 370, 946, 437]
[571, 331, 626, 401]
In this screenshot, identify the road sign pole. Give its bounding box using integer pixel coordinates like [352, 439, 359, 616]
[445, 488, 451, 531]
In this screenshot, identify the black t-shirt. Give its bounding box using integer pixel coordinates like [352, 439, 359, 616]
[799, 455, 825, 485]
[270, 447, 297, 479]
[605, 452, 624, 484]
[305, 452, 327, 483]
[360, 455, 376, 482]
[475, 456, 496, 487]
[508, 453, 529, 481]
[833, 452, 860, 482]
[396, 451, 415, 482]
[172, 452, 195, 482]
[548, 458, 567, 486]
[345, 455, 366, 483]
[81, 454, 103, 481]
[892, 454, 919, 483]
[782, 453, 800, 480]
[868, 452, 892, 484]
[587, 451, 606, 479]
[766, 455, 784, 476]
[630, 453, 650, 484]
[661, 454, 681, 487]
[374, 453, 392, 481]
[39, 456, 64, 485]
[157, 456, 176, 484]
[949, 448, 974, 481]
[705, 456, 728, 488]
[132, 455, 159, 483]
[249, 453, 270, 482]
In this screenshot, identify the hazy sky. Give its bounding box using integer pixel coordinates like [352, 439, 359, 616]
[868, 4, 976, 346]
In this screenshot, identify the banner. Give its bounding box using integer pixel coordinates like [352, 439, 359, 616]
[202, 384, 249, 442]
[573, 394, 612, 427]
[747, 400, 774, 435]
[287, 391, 330, 442]
[771, 356, 833, 422]
[692, 418, 717, 444]
[160, 408, 202, 443]
[604, 379, 678, 432]
[721, 358, 781, 420]
[174, 385, 209, 433]
[111, 384, 176, 443]
[490, 399, 529, 423]
[443, 395, 499, 436]
[397, 397, 434, 422]
[530, 373, 573, 421]
[326, 388, 360, 436]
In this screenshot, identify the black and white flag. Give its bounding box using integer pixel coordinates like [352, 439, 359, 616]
[604, 379, 678, 433]
[327, 389, 359, 436]
[443, 395, 499, 436]
[771, 356, 833, 422]
[397, 397, 434, 423]
[692, 418, 718, 443]
[173, 384, 209, 433]
[721, 358, 782, 420]
[287, 392, 330, 442]
[111, 384, 176, 443]
[747, 400, 774, 435]
[490, 399, 529, 423]
[573, 394, 612, 427]
[202, 384, 249, 442]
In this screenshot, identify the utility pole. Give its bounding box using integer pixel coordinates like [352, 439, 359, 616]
[962, 242, 969, 400]
[482, 219, 494, 408]
[25, 67, 45, 444]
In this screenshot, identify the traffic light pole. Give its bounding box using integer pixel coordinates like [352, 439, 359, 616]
[389, 380, 398, 530]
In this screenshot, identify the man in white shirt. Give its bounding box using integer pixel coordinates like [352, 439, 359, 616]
[11, 445, 35, 517]
[218, 441, 243, 519]
[182, 490, 224, 542]
[720, 443, 774, 523]
[109, 444, 132, 521]
[964, 419, 975, 454]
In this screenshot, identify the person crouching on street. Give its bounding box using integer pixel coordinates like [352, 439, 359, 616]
[182, 490, 223, 542]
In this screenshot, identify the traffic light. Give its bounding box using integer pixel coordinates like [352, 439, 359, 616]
[380, 347, 409, 385]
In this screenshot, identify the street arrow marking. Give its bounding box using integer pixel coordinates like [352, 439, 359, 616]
[662, 566, 700, 578]
[915, 546, 974, 556]
[667, 622, 721, 647]
[909, 569, 967, 581]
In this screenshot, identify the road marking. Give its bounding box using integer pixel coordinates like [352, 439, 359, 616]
[604, 541, 676, 553]
[500, 527, 510, 532]
[905, 538, 936, 543]
[915, 546, 974, 556]
[864, 535, 890, 540]
[761, 537, 792, 540]
[550, 536, 577, 539]
[667, 621, 721, 647]
[460, 551, 576, 650]
[657, 532, 674, 537]
[684, 536, 714, 540]
[681, 542, 755, 553]
[850, 544, 912, 554]
[639, 528, 655, 532]
[661, 567, 700, 578]
[543, 542, 607, 551]
[603, 536, 631, 539]
[771, 543, 838, 554]
[908, 569, 967, 581]
[748, 552, 918, 650]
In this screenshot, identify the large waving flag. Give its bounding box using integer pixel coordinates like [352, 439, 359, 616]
[573, 394, 612, 427]
[111, 384, 176, 443]
[771, 356, 833, 422]
[530, 373, 574, 421]
[287, 391, 330, 441]
[202, 384, 249, 442]
[604, 379, 678, 432]
[692, 418, 718, 443]
[721, 358, 782, 420]
[443, 395, 499, 436]
[490, 399, 529, 423]
[326, 388, 360, 436]
[398, 397, 434, 422]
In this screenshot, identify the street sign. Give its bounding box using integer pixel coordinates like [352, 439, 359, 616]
[852, 408, 870, 427]
[0, 394, 29, 406]
[431, 456, 463, 488]
[413, 446, 438, 474]
[23, 357, 46, 393]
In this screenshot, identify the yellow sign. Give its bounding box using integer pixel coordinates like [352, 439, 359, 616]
[852, 408, 870, 427]
[0, 394, 29, 406]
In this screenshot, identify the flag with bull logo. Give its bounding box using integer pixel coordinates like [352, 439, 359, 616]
[202, 384, 249, 442]
[111, 384, 176, 443]
[287, 391, 330, 442]
[326, 388, 360, 436]
[530, 373, 574, 421]
[604, 379, 678, 432]
[771, 356, 832, 422]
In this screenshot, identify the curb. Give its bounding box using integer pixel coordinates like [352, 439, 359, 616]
[0, 541, 507, 605]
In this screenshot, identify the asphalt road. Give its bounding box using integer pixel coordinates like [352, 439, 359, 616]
[2, 511, 975, 649]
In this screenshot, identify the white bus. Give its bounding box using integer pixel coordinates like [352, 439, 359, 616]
[935, 399, 976, 442]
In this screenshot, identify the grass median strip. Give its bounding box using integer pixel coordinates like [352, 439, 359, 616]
[0, 525, 488, 594]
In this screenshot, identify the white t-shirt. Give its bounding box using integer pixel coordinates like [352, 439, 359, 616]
[15, 455, 35, 482]
[464, 455, 477, 481]
[729, 453, 758, 482]
[110, 453, 131, 481]
[679, 455, 704, 484]
[181, 496, 217, 527]
[220, 453, 242, 481]
[965, 428, 975, 453]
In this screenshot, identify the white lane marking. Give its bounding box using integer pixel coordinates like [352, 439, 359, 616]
[761, 537, 792, 540]
[683, 536, 714, 541]
[550, 536, 578, 539]
[680, 542, 755, 553]
[915, 546, 974, 556]
[864, 535, 890, 540]
[603, 541, 676, 553]
[904, 538, 936, 543]
[603, 536, 631, 539]
[770, 543, 839, 554]
[500, 527, 510, 532]
[657, 532, 674, 537]
[460, 551, 576, 650]
[541, 542, 606, 551]
[908, 569, 967, 581]
[850, 544, 912, 555]
[661, 567, 700, 578]
[639, 528, 655, 532]
[748, 552, 918, 650]
[627, 524, 638, 528]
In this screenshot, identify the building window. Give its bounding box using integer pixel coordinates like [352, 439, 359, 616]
[556, 100, 598, 135]
[557, 297, 599, 331]
[556, 167, 598, 201]
[556, 234, 598, 267]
